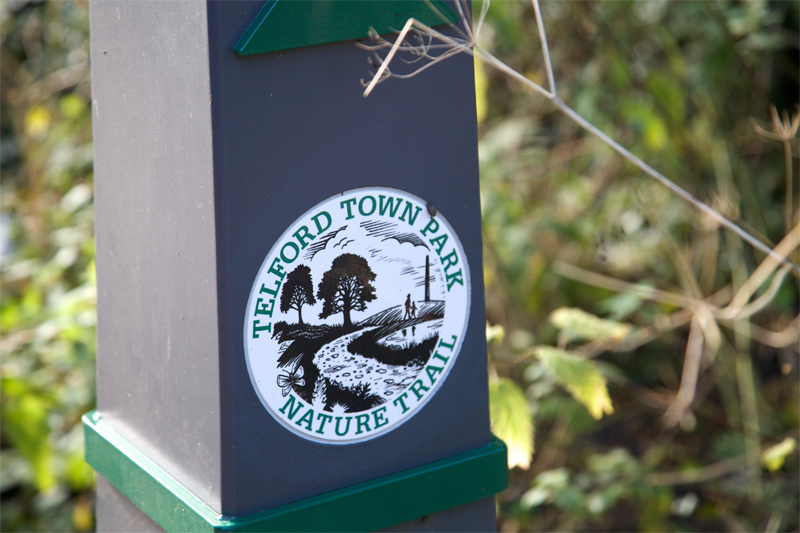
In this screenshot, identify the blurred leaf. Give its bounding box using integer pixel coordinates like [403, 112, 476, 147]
[521, 468, 571, 509]
[534, 346, 614, 419]
[647, 71, 686, 123]
[60, 183, 92, 212]
[490, 376, 534, 469]
[552, 485, 586, 512]
[549, 307, 632, 342]
[644, 114, 669, 151]
[608, 49, 631, 88]
[0, 451, 33, 492]
[598, 291, 644, 321]
[486, 321, 505, 344]
[520, 486, 550, 508]
[761, 438, 797, 472]
[65, 450, 94, 491]
[58, 94, 87, 120]
[587, 448, 641, 482]
[509, 329, 535, 351]
[711, 432, 746, 460]
[25, 106, 51, 139]
[638, 486, 674, 532]
[1, 383, 56, 490]
[623, 99, 672, 153]
[71, 498, 93, 531]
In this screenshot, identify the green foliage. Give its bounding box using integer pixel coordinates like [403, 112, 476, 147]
[485, 321, 505, 344]
[761, 438, 797, 473]
[534, 347, 613, 420]
[1, 1, 96, 531]
[489, 377, 533, 469]
[479, 0, 799, 531]
[2, 378, 57, 491]
[519, 448, 647, 529]
[549, 307, 632, 343]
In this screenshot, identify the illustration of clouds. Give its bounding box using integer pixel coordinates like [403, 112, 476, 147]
[360, 221, 430, 249]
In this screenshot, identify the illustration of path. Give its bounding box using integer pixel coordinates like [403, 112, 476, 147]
[312, 327, 423, 400]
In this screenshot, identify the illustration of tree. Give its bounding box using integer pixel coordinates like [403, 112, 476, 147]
[280, 264, 316, 325]
[317, 254, 376, 328]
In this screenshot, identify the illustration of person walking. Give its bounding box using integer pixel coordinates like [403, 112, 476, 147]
[411, 301, 417, 319]
[404, 294, 411, 319]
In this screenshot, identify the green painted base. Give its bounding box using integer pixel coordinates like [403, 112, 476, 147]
[83, 411, 508, 532]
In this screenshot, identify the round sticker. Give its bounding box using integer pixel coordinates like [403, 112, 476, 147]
[244, 187, 470, 444]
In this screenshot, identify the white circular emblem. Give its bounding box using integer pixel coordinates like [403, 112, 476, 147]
[244, 187, 471, 444]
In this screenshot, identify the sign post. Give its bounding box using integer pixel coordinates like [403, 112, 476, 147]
[86, 1, 507, 531]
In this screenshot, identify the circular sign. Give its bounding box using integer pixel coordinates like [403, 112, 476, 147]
[244, 187, 471, 444]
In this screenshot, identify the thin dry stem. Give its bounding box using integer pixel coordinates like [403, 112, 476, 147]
[736, 350, 762, 500]
[646, 452, 757, 486]
[663, 317, 705, 428]
[362, 18, 417, 98]
[576, 308, 694, 359]
[785, 139, 794, 237]
[752, 105, 799, 239]
[725, 223, 800, 314]
[474, 0, 491, 44]
[451, 0, 474, 41]
[752, 105, 799, 143]
[731, 265, 791, 321]
[719, 315, 800, 350]
[552, 260, 696, 308]
[532, 0, 556, 96]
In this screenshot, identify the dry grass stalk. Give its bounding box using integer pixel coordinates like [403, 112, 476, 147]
[752, 105, 799, 236]
[555, 222, 800, 425]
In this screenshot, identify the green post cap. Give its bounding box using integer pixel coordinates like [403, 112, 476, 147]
[234, 0, 459, 56]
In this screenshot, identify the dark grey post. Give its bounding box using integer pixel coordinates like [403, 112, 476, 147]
[87, 2, 504, 531]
